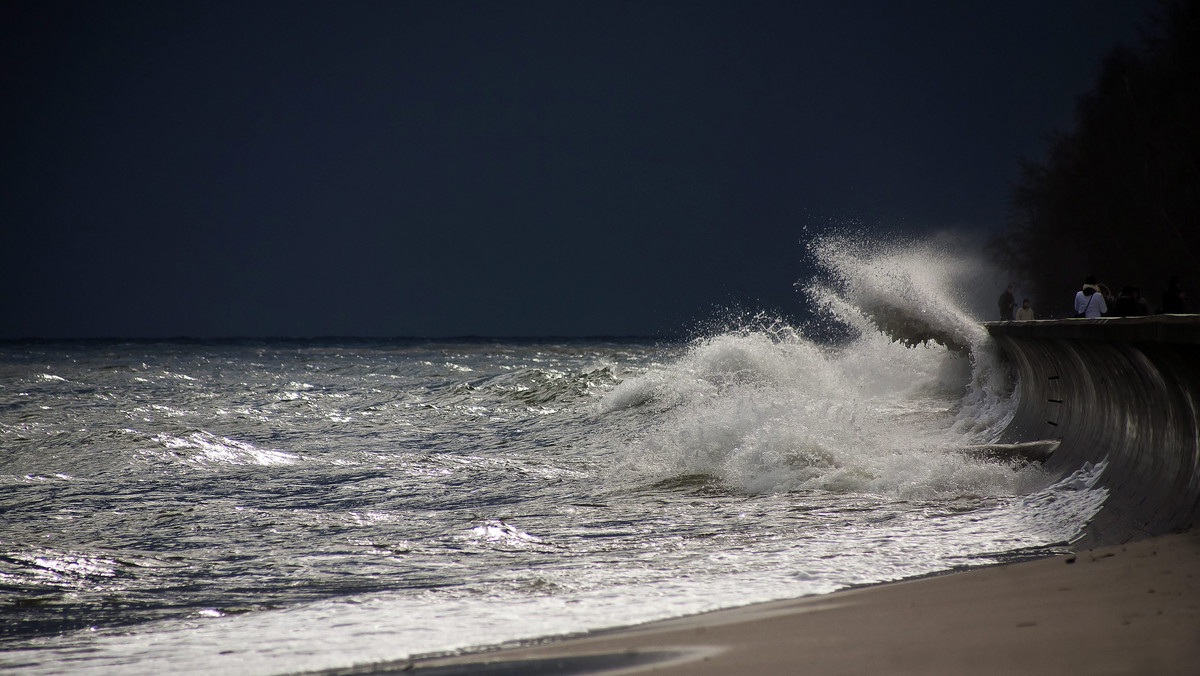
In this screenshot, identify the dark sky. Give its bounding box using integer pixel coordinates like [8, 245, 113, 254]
[1, 1, 1156, 338]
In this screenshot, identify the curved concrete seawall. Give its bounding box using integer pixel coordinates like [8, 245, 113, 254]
[985, 316, 1200, 544]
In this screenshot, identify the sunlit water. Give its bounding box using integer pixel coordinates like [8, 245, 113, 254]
[0, 239, 1108, 675]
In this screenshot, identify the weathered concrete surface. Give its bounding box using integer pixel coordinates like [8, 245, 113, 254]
[985, 315, 1200, 543]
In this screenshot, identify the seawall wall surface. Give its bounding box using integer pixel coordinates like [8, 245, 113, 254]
[985, 316, 1200, 544]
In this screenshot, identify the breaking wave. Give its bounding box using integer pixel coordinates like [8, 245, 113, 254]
[603, 233, 1029, 498]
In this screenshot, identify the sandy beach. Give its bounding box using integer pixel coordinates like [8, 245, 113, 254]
[334, 530, 1200, 675]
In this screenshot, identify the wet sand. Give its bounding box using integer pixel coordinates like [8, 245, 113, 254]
[362, 530, 1200, 675]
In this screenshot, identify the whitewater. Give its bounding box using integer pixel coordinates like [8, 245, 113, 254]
[0, 237, 1110, 675]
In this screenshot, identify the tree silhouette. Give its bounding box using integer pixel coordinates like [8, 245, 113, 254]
[990, 0, 1199, 316]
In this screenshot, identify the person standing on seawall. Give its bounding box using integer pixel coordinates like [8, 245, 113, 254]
[1074, 275, 1108, 318]
[998, 284, 1015, 320]
[1112, 286, 1149, 317]
[1161, 276, 1188, 313]
[1015, 298, 1035, 320]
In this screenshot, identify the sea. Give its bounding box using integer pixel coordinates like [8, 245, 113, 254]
[0, 236, 1110, 675]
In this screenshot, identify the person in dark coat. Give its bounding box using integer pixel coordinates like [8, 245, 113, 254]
[1161, 277, 1188, 313]
[998, 284, 1015, 320]
[1112, 286, 1150, 317]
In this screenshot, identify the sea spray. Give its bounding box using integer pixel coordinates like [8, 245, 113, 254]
[603, 233, 1035, 497]
[804, 231, 993, 353]
[804, 231, 1017, 436]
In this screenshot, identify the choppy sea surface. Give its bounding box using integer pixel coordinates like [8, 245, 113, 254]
[0, 238, 1109, 675]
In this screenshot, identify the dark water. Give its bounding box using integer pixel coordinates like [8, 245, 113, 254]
[0, 333, 1108, 675]
[0, 239, 1118, 675]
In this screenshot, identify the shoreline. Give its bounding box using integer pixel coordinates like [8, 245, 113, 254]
[314, 530, 1200, 675]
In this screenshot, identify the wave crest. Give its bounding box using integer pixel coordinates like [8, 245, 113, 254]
[604, 233, 1026, 499]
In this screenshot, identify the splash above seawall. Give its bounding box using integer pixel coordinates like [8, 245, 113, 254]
[986, 316, 1200, 544]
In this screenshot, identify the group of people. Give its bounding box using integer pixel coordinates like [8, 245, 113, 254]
[1071, 275, 1190, 318]
[997, 285, 1036, 320]
[997, 276, 1191, 320]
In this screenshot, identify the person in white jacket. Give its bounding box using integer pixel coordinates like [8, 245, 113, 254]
[1074, 275, 1108, 317]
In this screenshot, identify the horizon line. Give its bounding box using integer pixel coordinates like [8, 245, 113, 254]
[0, 334, 679, 344]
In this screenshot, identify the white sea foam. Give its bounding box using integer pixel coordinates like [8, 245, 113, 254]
[148, 430, 301, 467]
[604, 233, 1032, 498]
